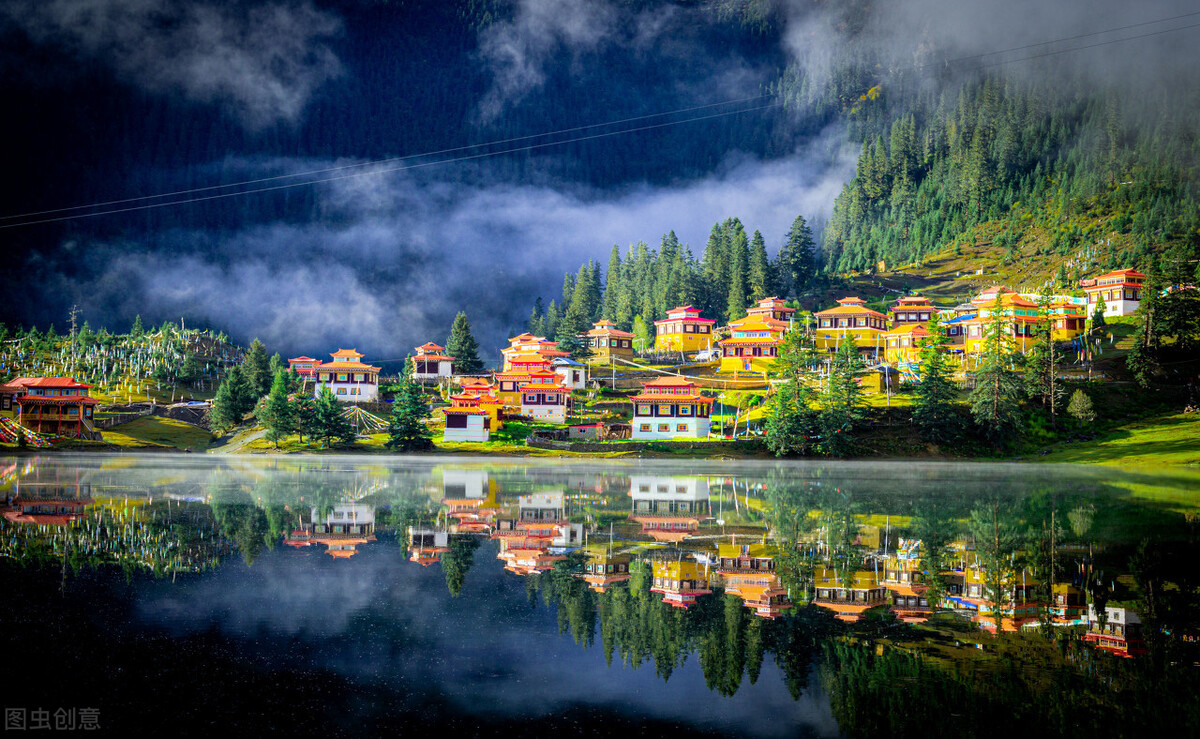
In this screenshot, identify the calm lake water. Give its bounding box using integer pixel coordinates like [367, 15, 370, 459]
[2, 454, 1198, 738]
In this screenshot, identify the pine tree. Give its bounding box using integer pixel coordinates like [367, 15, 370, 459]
[210, 366, 254, 433]
[528, 297, 546, 336]
[560, 269, 595, 341]
[262, 370, 295, 449]
[765, 380, 820, 456]
[1091, 294, 1107, 328]
[130, 315, 144, 338]
[1024, 296, 1064, 425]
[912, 315, 961, 445]
[268, 353, 284, 380]
[243, 339, 272, 398]
[819, 339, 866, 457]
[314, 385, 354, 447]
[969, 296, 1025, 444]
[778, 214, 816, 297]
[748, 229, 771, 301]
[446, 312, 484, 374]
[291, 394, 318, 442]
[603, 246, 623, 322]
[386, 358, 432, 451]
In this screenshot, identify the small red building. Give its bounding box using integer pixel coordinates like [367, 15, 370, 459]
[10, 377, 101, 440]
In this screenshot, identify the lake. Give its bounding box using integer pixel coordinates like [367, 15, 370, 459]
[1, 454, 1198, 737]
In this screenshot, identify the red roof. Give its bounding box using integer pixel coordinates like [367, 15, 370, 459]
[415, 342, 447, 353]
[642, 376, 700, 388]
[10, 377, 92, 389]
[288, 356, 318, 363]
[584, 321, 635, 338]
[313, 361, 381, 372]
[330, 348, 364, 359]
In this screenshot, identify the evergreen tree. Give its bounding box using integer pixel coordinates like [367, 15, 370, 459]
[1024, 296, 1064, 424]
[210, 366, 254, 433]
[725, 218, 750, 322]
[130, 314, 144, 338]
[386, 358, 432, 451]
[528, 297, 546, 336]
[177, 353, 202, 386]
[969, 297, 1025, 444]
[603, 246, 623, 322]
[446, 312, 484, 374]
[243, 339, 272, 398]
[777, 214, 816, 297]
[774, 326, 821, 379]
[442, 535, 479, 597]
[314, 385, 355, 447]
[819, 339, 867, 457]
[544, 299, 560, 338]
[262, 370, 295, 449]
[291, 394, 318, 442]
[1091, 294, 1107, 328]
[268, 352, 284, 380]
[748, 229, 771, 301]
[765, 380, 820, 456]
[912, 315, 962, 445]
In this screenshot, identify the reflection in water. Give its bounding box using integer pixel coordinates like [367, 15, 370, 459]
[1, 455, 1199, 736]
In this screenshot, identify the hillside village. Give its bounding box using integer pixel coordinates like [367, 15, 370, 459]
[1, 264, 1187, 459]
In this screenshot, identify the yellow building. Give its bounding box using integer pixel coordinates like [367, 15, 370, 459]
[1047, 301, 1087, 342]
[812, 566, 889, 622]
[718, 316, 788, 374]
[653, 305, 716, 354]
[650, 559, 712, 608]
[814, 297, 888, 360]
[581, 320, 635, 362]
[960, 292, 1041, 358]
[883, 323, 931, 365]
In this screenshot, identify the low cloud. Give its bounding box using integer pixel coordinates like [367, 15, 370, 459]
[2, 0, 343, 129]
[24, 128, 855, 363]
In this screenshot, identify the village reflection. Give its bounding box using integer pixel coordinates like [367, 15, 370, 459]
[2, 456, 1199, 732]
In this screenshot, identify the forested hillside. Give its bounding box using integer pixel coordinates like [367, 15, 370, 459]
[819, 75, 1200, 285]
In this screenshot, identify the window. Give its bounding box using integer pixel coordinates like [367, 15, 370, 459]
[684, 324, 693, 333]
[676, 424, 688, 432]
[920, 313, 929, 320]
[337, 373, 347, 382]
[525, 394, 537, 403]
[658, 404, 672, 416]
[621, 340, 630, 348]
[640, 424, 651, 432]
[446, 414, 467, 429]
[658, 424, 669, 432]
[679, 405, 692, 416]
[700, 325, 709, 333]
[354, 373, 363, 382]
[337, 388, 346, 395]
[637, 404, 651, 416]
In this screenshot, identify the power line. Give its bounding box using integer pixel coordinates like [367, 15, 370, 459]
[976, 21, 1200, 70]
[934, 9, 1200, 66]
[3, 11, 1198, 228]
[0, 102, 781, 229]
[0, 94, 772, 222]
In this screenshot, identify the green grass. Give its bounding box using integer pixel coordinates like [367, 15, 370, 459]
[1038, 412, 1200, 466]
[102, 415, 212, 450]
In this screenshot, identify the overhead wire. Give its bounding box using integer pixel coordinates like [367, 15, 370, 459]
[3, 10, 1199, 229]
[0, 101, 781, 229]
[0, 93, 774, 222]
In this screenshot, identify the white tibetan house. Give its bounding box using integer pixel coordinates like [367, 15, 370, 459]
[412, 342, 455, 383]
[312, 349, 381, 402]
